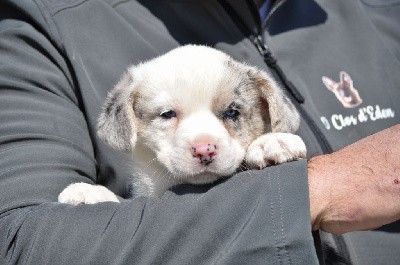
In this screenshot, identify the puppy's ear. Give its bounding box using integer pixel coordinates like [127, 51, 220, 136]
[97, 70, 138, 151]
[247, 66, 300, 133]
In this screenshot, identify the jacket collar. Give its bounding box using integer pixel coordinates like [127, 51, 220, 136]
[218, 0, 287, 35]
[219, 0, 261, 35]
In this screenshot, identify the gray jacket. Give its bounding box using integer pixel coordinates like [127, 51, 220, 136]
[0, 0, 399, 264]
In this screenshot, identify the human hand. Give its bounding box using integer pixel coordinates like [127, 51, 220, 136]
[308, 124, 400, 234]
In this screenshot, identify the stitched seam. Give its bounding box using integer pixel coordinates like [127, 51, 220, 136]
[269, 173, 283, 265]
[22, 216, 42, 265]
[101, 207, 119, 236]
[111, 0, 131, 8]
[32, 0, 83, 95]
[4, 207, 36, 263]
[277, 173, 292, 265]
[47, 0, 89, 16]
[4, 206, 43, 265]
[32, 0, 64, 50]
[130, 202, 147, 241]
[360, 0, 400, 7]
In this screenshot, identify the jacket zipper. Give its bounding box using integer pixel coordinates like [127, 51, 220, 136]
[263, 0, 287, 28]
[251, 4, 333, 154]
[220, 0, 333, 154]
[252, 35, 305, 104]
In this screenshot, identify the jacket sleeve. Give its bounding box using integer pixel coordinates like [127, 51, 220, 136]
[0, 160, 319, 265]
[0, 2, 318, 264]
[0, 1, 97, 213]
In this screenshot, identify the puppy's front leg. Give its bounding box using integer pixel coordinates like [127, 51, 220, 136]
[245, 133, 307, 169]
[58, 183, 119, 205]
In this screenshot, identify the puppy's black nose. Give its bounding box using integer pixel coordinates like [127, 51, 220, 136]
[191, 143, 217, 165]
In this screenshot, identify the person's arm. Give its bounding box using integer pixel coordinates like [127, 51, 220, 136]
[0, 2, 318, 265]
[309, 125, 400, 234]
[0, 1, 98, 212]
[0, 160, 319, 265]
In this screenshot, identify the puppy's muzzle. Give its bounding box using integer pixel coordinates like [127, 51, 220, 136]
[191, 143, 217, 165]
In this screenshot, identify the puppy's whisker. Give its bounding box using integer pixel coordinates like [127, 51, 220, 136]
[134, 159, 159, 177]
[162, 171, 172, 181]
[142, 157, 159, 170]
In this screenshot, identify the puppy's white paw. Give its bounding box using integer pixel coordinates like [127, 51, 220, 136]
[245, 133, 306, 169]
[58, 183, 119, 205]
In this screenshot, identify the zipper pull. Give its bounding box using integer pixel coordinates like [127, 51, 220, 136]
[253, 36, 277, 66]
[253, 35, 305, 103]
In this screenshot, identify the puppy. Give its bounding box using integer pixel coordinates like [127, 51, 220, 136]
[58, 45, 306, 204]
[322, 71, 362, 108]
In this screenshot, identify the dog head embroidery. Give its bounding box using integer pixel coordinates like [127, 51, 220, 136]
[322, 71, 362, 108]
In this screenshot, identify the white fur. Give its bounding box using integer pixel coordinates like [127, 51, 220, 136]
[58, 183, 119, 205]
[58, 45, 306, 204]
[245, 133, 307, 169]
[134, 109, 246, 196]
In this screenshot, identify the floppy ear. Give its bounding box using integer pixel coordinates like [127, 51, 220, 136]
[97, 70, 138, 151]
[250, 69, 300, 133]
[230, 61, 299, 133]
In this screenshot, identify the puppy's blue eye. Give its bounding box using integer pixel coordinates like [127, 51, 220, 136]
[223, 108, 240, 120]
[160, 110, 177, 119]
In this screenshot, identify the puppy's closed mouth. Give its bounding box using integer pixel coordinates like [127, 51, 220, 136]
[161, 148, 241, 182]
[185, 172, 226, 185]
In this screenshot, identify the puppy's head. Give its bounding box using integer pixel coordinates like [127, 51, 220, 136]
[98, 45, 299, 185]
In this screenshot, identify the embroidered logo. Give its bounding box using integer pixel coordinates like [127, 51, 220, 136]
[322, 71, 362, 108]
[319, 71, 395, 131]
